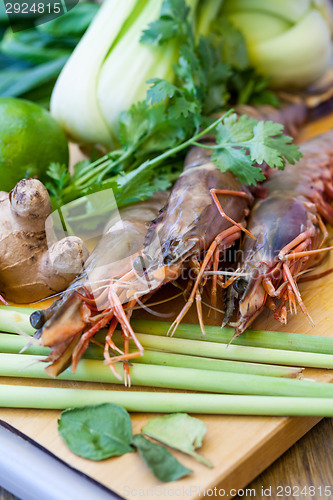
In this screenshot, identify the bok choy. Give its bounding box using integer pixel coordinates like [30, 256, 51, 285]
[222, 0, 332, 88]
[51, 0, 198, 146]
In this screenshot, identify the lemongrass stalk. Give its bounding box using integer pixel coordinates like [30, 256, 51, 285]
[0, 333, 302, 379]
[109, 332, 333, 369]
[130, 349, 302, 378]
[130, 319, 333, 355]
[2, 384, 333, 416]
[0, 307, 34, 336]
[2, 306, 333, 367]
[1, 353, 332, 398]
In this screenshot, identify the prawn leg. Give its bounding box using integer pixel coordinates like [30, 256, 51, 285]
[168, 225, 241, 336]
[210, 189, 255, 240]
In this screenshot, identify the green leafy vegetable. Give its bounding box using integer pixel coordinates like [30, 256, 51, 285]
[58, 403, 134, 460]
[142, 413, 212, 467]
[132, 434, 192, 482]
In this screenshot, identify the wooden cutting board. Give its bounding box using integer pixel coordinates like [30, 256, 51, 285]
[1, 114, 333, 499]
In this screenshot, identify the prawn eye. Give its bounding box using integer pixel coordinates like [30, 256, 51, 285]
[30, 310, 46, 329]
[133, 254, 152, 272]
[234, 278, 248, 295]
[133, 256, 146, 272]
[163, 253, 176, 265]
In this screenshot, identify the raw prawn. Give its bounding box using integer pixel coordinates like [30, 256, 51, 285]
[32, 192, 169, 380]
[138, 143, 254, 336]
[227, 130, 333, 335]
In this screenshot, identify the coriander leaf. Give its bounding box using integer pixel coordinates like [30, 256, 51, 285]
[140, 19, 179, 45]
[58, 403, 134, 460]
[140, 0, 191, 46]
[212, 17, 249, 71]
[146, 78, 179, 105]
[119, 101, 167, 149]
[160, 0, 190, 22]
[132, 434, 192, 482]
[142, 413, 212, 467]
[265, 135, 303, 167]
[197, 37, 231, 114]
[45, 162, 71, 200]
[168, 95, 200, 119]
[212, 145, 266, 186]
[247, 121, 285, 167]
[246, 121, 303, 168]
[216, 113, 257, 144]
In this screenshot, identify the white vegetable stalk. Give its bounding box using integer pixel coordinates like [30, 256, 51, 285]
[97, 0, 174, 134]
[51, 0, 198, 146]
[222, 0, 332, 88]
[51, 0, 139, 146]
[223, 0, 311, 23]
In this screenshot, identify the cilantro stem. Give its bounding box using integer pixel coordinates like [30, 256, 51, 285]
[130, 109, 234, 175]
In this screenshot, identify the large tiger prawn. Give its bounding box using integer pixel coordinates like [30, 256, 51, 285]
[227, 130, 333, 335]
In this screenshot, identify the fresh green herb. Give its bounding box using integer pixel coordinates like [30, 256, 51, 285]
[58, 403, 134, 460]
[47, 111, 301, 216]
[132, 434, 192, 482]
[142, 413, 212, 467]
[57, 401, 197, 481]
[210, 114, 302, 185]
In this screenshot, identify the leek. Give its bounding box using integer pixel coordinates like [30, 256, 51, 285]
[3, 385, 333, 416]
[0, 352, 332, 398]
[97, 0, 177, 135]
[223, 0, 311, 23]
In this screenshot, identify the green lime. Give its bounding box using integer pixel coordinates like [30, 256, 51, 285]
[0, 97, 69, 192]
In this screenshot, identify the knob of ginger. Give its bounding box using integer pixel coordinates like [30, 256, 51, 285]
[0, 178, 89, 303]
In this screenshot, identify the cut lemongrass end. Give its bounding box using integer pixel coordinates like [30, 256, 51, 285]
[0, 353, 332, 398]
[130, 319, 333, 355]
[0, 333, 304, 379]
[2, 384, 333, 416]
[0, 306, 34, 336]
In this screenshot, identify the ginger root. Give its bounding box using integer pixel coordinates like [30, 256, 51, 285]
[0, 178, 89, 303]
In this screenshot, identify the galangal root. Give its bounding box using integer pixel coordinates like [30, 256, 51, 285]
[0, 178, 89, 303]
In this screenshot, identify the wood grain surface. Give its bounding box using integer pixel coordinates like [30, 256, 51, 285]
[1, 115, 333, 499]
